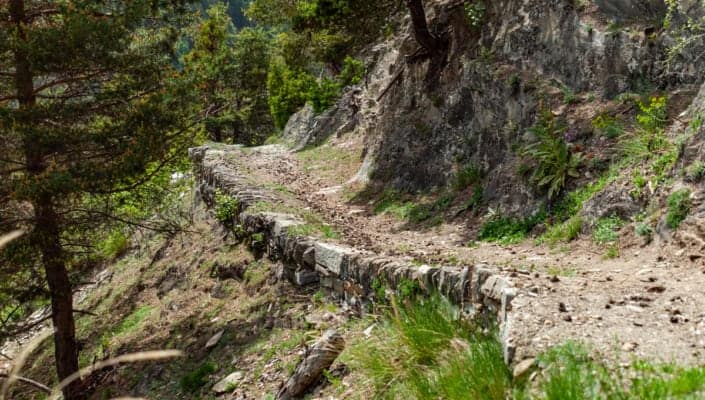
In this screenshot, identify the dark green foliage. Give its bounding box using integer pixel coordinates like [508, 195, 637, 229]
[522, 112, 582, 199]
[338, 56, 365, 86]
[184, 4, 273, 144]
[267, 61, 316, 128]
[454, 163, 485, 191]
[464, 1, 486, 28]
[180, 361, 219, 393]
[478, 212, 546, 244]
[267, 55, 366, 127]
[308, 78, 340, 113]
[667, 189, 691, 229]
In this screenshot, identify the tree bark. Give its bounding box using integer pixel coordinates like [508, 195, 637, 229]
[405, 0, 442, 58]
[10, 0, 85, 398]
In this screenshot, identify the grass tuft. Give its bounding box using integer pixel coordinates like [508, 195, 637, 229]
[667, 189, 691, 229]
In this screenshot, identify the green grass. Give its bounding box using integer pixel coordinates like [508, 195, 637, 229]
[686, 161, 705, 182]
[540, 215, 582, 245]
[592, 216, 623, 245]
[114, 305, 154, 337]
[346, 295, 510, 400]
[478, 212, 545, 245]
[347, 297, 705, 399]
[667, 189, 691, 229]
[546, 265, 577, 277]
[372, 190, 448, 224]
[98, 229, 130, 260]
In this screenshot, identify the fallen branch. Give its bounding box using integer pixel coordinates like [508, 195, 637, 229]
[276, 329, 345, 400]
[0, 373, 51, 393]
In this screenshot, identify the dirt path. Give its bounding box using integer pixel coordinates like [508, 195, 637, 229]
[227, 141, 705, 365]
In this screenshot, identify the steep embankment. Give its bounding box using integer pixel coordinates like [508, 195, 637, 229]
[190, 139, 705, 369]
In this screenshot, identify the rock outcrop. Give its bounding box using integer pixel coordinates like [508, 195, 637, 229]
[281, 0, 705, 216]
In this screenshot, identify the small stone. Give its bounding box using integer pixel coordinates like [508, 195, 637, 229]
[622, 342, 638, 352]
[513, 358, 535, 378]
[563, 315, 573, 322]
[558, 302, 568, 312]
[647, 285, 666, 293]
[549, 276, 560, 283]
[212, 371, 243, 394]
[205, 330, 224, 349]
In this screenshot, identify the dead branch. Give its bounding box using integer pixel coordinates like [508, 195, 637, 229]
[276, 329, 345, 400]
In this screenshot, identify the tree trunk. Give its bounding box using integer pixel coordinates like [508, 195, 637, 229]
[10, 0, 84, 398]
[405, 0, 441, 58]
[35, 199, 85, 400]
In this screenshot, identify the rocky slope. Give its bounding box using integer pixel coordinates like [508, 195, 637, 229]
[283, 0, 705, 216]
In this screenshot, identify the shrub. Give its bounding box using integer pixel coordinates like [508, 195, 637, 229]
[267, 60, 316, 128]
[592, 216, 623, 245]
[454, 163, 485, 191]
[637, 96, 668, 133]
[622, 96, 670, 162]
[98, 229, 130, 260]
[214, 190, 240, 225]
[180, 361, 218, 393]
[308, 78, 340, 113]
[667, 189, 691, 229]
[592, 114, 624, 138]
[636, 222, 654, 241]
[338, 56, 364, 86]
[523, 112, 582, 199]
[686, 161, 705, 182]
[464, 1, 486, 28]
[478, 212, 545, 244]
[540, 215, 582, 245]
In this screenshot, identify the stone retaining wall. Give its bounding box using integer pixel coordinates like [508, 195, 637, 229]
[189, 145, 518, 362]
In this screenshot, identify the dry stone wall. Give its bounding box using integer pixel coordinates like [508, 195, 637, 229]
[189, 144, 519, 362]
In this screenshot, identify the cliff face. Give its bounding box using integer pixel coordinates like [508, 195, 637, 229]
[283, 0, 705, 216]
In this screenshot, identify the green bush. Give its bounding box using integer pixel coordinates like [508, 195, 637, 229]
[540, 215, 582, 245]
[308, 78, 340, 113]
[338, 56, 364, 86]
[637, 96, 668, 133]
[464, 1, 486, 28]
[523, 112, 582, 199]
[214, 190, 240, 224]
[667, 189, 691, 229]
[267, 56, 365, 127]
[180, 361, 218, 393]
[592, 216, 623, 245]
[478, 212, 545, 244]
[592, 114, 624, 138]
[98, 229, 130, 260]
[686, 161, 705, 182]
[454, 163, 485, 191]
[267, 60, 316, 128]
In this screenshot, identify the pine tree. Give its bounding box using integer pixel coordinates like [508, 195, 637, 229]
[0, 1, 196, 398]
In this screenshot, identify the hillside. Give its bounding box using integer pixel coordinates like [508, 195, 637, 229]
[4, 0, 705, 399]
